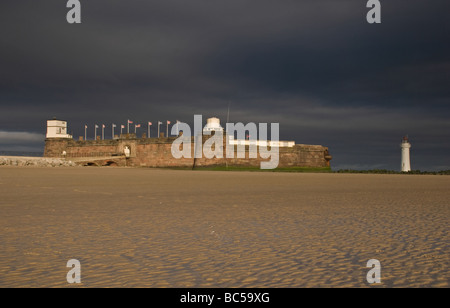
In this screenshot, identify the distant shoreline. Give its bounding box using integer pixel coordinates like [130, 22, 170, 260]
[0, 151, 43, 157]
[165, 167, 447, 175]
[333, 169, 450, 175]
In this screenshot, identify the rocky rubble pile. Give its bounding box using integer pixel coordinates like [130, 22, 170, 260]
[0, 156, 78, 167]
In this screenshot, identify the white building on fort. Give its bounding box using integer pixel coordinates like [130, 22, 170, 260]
[46, 119, 72, 139]
[203, 116, 295, 148]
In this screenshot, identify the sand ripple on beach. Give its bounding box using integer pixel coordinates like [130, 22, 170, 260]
[0, 167, 448, 287]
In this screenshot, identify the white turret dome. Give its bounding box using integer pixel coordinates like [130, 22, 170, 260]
[203, 117, 223, 132]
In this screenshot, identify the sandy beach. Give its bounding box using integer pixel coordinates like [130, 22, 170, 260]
[0, 166, 448, 288]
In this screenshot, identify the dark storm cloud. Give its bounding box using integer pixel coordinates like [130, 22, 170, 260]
[0, 0, 449, 170]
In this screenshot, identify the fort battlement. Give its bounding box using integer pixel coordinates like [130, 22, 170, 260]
[44, 134, 331, 168]
[43, 119, 332, 168]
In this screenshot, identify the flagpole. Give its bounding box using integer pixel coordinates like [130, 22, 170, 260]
[226, 102, 230, 169]
[166, 121, 169, 138]
[84, 125, 87, 141]
[148, 123, 150, 138]
[102, 125, 104, 140]
[158, 122, 160, 138]
[127, 120, 130, 134]
[94, 125, 97, 140]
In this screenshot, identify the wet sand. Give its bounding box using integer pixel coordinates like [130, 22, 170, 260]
[0, 167, 448, 287]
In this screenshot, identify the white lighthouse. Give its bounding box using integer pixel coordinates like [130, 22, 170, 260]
[400, 136, 411, 172]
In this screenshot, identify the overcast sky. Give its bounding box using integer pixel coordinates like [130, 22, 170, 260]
[0, 0, 449, 170]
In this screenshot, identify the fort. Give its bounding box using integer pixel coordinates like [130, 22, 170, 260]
[43, 118, 332, 169]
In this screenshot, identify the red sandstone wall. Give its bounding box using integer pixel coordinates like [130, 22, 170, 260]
[44, 136, 331, 168]
[44, 138, 69, 157]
